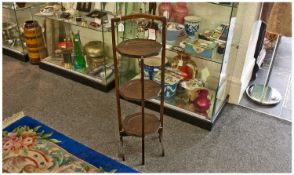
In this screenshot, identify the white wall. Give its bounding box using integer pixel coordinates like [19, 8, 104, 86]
[226, 3, 262, 104]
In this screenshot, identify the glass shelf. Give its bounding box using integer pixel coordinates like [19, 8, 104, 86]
[209, 2, 238, 8]
[3, 3, 45, 11]
[42, 56, 114, 86]
[2, 2, 46, 61]
[34, 3, 117, 92]
[34, 12, 113, 32]
[3, 43, 27, 54]
[3, 45, 27, 55]
[165, 35, 224, 65]
[129, 73, 216, 120]
[120, 35, 224, 65]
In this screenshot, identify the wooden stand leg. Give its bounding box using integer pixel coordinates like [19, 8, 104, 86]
[158, 128, 165, 156]
[140, 58, 145, 165]
[119, 135, 125, 161]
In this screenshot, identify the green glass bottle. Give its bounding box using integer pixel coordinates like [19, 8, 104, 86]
[72, 31, 86, 73]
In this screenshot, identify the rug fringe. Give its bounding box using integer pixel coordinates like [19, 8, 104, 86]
[3, 111, 26, 128]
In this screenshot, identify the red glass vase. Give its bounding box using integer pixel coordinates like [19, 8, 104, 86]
[193, 89, 210, 113]
[173, 2, 189, 24]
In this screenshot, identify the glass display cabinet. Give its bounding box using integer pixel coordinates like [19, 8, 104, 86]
[2, 2, 45, 61]
[33, 2, 118, 91]
[114, 2, 238, 130]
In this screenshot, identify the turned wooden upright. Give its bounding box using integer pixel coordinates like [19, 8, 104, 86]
[111, 13, 166, 165]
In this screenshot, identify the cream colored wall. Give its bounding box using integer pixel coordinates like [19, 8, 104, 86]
[226, 3, 262, 104]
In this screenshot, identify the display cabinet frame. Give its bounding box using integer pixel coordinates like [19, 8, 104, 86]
[116, 2, 238, 130]
[2, 3, 45, 62]
[34, 2, 117, 92]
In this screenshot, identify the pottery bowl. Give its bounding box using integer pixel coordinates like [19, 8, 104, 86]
[154, 71, 181, 98]
[166, 22, 184, 45]
[143, 56, 168, 80]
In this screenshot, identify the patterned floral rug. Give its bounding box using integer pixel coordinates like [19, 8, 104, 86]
[2, 113, 138, 173]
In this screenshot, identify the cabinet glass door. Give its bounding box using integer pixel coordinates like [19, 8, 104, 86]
[116, 2, 238, 121]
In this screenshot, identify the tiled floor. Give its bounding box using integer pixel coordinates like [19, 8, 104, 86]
[240, 37, 292, 122]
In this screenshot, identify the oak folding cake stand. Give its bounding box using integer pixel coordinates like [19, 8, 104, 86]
[111, 13, 166, 165]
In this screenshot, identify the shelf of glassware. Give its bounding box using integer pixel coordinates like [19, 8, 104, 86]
[2, 44, 28, 62]
[34, 12, 114, 33]
[2, 3, 45, 11]
[2, 21, 26, 56]
[33, 12, 115, 91]
[209, 2, 238, 8]
[120, 35, 225, 65]
[120, 65, 225, 121]
[40, 56, 114, 89]
[166, 37, 224, 64]
[3, 44, 26, 55]
[2, 3, 30, 61]
[117, 46, 224, 123]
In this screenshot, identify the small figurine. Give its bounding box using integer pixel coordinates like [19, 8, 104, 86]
[149, 2, 157, 15]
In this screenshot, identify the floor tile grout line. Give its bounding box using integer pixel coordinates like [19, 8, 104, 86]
[281, 76, 292, 109]
[259, 67, 291, 75]
[238, 104, 292, 123]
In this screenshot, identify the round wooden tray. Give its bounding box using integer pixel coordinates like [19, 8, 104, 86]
[122, 112, 160, 136]
[116, 39, 162, 58]
[119, 79, 161, 101]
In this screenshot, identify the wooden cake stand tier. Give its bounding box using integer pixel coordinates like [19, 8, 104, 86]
[122, 112, 161, 137]
[119, 79, 161, 101]
[116, 39, 162, 58]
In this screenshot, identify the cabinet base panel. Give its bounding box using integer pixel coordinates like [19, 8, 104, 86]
[3, 47, 28, 62]
[122, 96, 229, 131]
[39, 61, 114, 92]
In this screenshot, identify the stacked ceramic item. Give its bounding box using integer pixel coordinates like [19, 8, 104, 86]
[143, 56, 168, 80]
[184, 16, 201, 40]
[173, 2, 189, 24]
[83, 41, 105, 70]
[192, 89, 211, 114]
[154, 71, 181, 99]
[171, 51, 198, 81]
[166, 22, 184, 47]
[23, 20, 46, 64]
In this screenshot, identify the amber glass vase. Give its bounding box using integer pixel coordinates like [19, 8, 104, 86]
[24, 20, 46, 64]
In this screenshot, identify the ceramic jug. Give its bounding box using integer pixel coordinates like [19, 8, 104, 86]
[158, 3, 173, 20]
[193, 89, 211, 113]
[24, 20, 46, 64]
[173, 2, 189, 24]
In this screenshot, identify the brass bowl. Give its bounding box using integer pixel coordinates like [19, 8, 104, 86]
[84, 41, 104, 58]
[87, 56, 105, 70]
